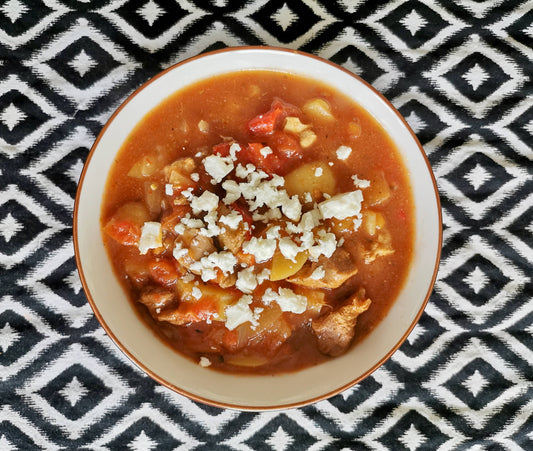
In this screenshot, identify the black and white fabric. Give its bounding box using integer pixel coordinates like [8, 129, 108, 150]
[1, 1, 532, 449]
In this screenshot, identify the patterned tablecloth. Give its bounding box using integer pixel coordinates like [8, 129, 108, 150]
[1, 0, 532, 449]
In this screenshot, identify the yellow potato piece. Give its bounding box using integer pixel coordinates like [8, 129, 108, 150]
[302, 98, 335, 121]
[127, 155, 159, 178]
[270, 250, 308, 281]
[284, 116, 309, 134]
[224, 354, 270, 368]
[284, 162, 336, 200]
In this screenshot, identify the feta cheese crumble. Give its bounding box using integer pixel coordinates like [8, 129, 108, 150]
[191, 191, 219, 213]
[199, 356, 211, 367]
[336, 145, 352, 160]
[242, 237, 276, 263]
[352, 174, 370, 189]
[310, 266, 325, 280]
[138, 222, 162, 255]
[225, 295, 259, 330]
[260, 146, 273, 157]
[203, 154, 234, 183]
[261, 287, 307, 314]
[236, 267, 258, 293]
[318, 190, 363, 220]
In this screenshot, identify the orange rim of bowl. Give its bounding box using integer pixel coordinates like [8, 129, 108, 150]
[73, 46, 443, 411]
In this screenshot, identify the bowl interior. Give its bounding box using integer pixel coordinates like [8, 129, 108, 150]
[75, 48, 441, 410]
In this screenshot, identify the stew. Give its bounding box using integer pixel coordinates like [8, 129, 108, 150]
[101, 70, 414, 374]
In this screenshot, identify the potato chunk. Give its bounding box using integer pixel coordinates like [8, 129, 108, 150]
[302, 98, 335, 122]
[284, 162, 336, 201]
[284, 116, 309, 134]
[127, 154, 162, 178]
[270, 250, 308, 281]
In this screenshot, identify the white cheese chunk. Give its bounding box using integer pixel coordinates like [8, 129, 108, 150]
[222, 180, 242, 204]
[257, 268, 271, 284]
[336, 145, 352, 160]
[266, 225, 281, 240]
[138, 222, 162, 255]
[352, 174, 370, 189]
[281, 195, 302, 221]
[225, 295, 258, 330]
[310, 266, 325, 280]
[173, 242, 189, 259]
[278, 237, 300, 262]
[318, 190, 363, 220]
[203, 154, 234, 183]
[191, 191, 219, 213]
[199, 356, 211, 367]
[242, 237, 276, 263]
[229, 142, 241, 160]
[261, 287, 307, 314]
[235, 163, 255, 179]
[309, 231, 337, 260]
[219, 210, 243, 230]
[260, 146, 273, 157]
[236, 267, 258, 293]
[174, 223, 186, 234]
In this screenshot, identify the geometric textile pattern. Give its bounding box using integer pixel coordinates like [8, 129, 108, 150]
[1, 0, 531, 448]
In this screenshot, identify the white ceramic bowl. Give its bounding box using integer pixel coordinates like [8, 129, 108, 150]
[74, 47, 441, 410]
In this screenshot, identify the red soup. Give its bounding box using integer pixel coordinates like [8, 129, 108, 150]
[101, 70, 414, 374]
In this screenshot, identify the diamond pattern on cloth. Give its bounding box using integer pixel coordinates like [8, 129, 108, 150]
[1, 0, 531, 448]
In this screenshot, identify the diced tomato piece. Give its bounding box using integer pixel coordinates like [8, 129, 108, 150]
[104, 220, 141, 246]
[247, 98, 301, 136]
[239, 142, 283, 174]
[268, 131, 302, 160]
[213, 142, 231, 157]
[247, 105, 283, 135]
[149, 259, 179, 287]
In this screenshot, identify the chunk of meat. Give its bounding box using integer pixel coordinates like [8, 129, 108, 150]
[217, 205, 250, 254]
[138, 287, 176, 315]
[311, 290, 371, 357]
[287, 248, 358, 289]
[156, 298, 221, 326]
[163, 157, 196, 190]
[360, 229, 394, 264]
[217, 271, 237, 289]
[175, 229, 216, 272]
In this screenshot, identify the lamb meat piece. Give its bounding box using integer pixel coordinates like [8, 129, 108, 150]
[175, 229, 216, 271]
[217, 205, 250, 254]
[217, 272, 237, 288]
[311, 290, 371, 357]
[138, 287, 176, 315]
[360, 229, 394, 264]
[287, 248, 358, 289]
[218, 222, 248, 255]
